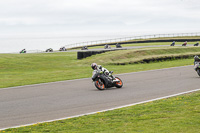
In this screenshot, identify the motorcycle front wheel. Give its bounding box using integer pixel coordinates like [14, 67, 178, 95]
[95, 79, 105, 90]
[197, 69, 200, 76]
[114, 77, 123, 88]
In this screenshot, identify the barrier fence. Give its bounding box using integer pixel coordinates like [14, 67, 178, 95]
[64, 32, 200, 49]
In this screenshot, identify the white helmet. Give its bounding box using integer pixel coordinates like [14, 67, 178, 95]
[91, 63, 97, 70]
[194, 55, 199, 61]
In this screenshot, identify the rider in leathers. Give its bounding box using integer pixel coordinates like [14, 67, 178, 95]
[91, 63, 115, 81]
[194, 55, 200, 71]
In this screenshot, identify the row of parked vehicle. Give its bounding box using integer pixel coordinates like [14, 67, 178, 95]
[170, 41, 199, 46]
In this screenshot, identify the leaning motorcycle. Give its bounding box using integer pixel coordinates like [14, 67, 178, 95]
[92, 71, 123, 90]
[194, 61, 200, 76]
[20, 49, 26, 54]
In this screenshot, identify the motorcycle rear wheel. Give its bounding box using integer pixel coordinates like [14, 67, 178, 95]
[95, 79, 105, 90]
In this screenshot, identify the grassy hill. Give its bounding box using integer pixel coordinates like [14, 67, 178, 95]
[1, 36, 200, 132]
[0, 46, 198, 88]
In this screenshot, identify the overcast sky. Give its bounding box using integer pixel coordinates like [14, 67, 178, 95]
[0, 0, 200, 37]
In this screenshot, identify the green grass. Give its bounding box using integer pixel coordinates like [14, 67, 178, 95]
[1, 38, 200, 132]
[3, 90, 200, 133]
[0, 46, 198, 88]
[83, 46, 200, 65]
[0, 52, 87, 88]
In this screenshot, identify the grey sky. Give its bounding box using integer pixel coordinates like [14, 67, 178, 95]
[0, 0, 200, 36]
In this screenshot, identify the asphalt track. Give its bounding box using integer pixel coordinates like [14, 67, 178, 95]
[0, 65, 200, 130]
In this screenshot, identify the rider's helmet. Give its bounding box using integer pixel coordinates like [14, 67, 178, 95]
[194, 55, 200, 61]
[91, 63, 97, 70]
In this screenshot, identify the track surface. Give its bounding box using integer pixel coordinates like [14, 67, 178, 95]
[0, 66, 199, 129]
[24, 44, 196, 53]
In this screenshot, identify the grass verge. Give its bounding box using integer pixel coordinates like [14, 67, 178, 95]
[82, 46, 200, 65]
[0, 46, 197, 88]
[3, 90, 200, 133]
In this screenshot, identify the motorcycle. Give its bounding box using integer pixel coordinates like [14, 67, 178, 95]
[116, 43, 122, 48]
[59, 47, 67, 51]
[194, 61, 200, 76]
[170, 41, 175, 46]
[182, 41, 187, 46]
[92, 71, 123, 90]
[46, 48, 53, 52]
[194, 42, 199, 46]
[81, 46, 88, 50]
[20, 49, 26, 54]
[104, 44, 111, 49]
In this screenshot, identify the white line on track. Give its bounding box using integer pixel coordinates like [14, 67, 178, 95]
[1, 87, 200, 131]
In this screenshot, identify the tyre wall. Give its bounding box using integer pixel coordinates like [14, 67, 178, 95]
[77, 49, 126, 59]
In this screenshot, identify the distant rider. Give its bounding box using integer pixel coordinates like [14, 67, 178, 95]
[194, 55, 200, 62]
[171, 41, 175, 46]
[91, 63, 116, 81]
[182, 41, 187, 46]
[20, 49, 26, 53]
[194, 55, 200, 70]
